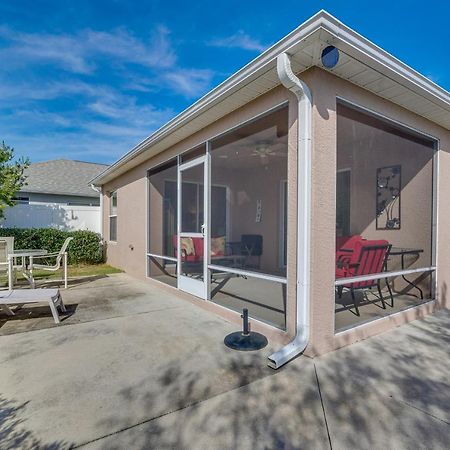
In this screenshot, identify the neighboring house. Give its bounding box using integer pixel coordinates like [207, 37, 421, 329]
[2, 159, 108, 233]
[91, 11, 450, 368]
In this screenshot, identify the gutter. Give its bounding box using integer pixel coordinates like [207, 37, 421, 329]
[268, 53, 312, 369]
[90, 184, 103, 238]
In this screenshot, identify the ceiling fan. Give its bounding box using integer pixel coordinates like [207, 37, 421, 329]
[251, 141, 286, 165]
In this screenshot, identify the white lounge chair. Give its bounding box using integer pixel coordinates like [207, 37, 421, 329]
[0, 236, 14, 256]
[0, 240, 15, 288]
[30, 237, 74, 289]
[0, 288, 65, 324]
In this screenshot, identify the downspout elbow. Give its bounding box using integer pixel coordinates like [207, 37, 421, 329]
[268, 53, 312, 369]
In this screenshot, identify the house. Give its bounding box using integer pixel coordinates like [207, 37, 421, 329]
[2, 159, 108, 233]
[91, 11, 450, 368]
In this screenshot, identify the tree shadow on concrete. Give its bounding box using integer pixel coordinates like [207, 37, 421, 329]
[84, 351, 328, 449]
[85, 311, 450, 449]
[315, 309, 450, 449]
[0, 395, 73, 450]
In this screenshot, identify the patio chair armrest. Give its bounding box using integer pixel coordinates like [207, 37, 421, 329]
[336, 254, 351, 263]
[338, 261, 360, 269]
[33, 252, 62, 260]
[338, 248, 353, 253]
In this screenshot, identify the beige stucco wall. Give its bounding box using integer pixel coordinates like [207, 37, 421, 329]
[101, 65, 450, 356]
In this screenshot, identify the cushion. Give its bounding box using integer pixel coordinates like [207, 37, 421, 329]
[180, 237, 195, 256]
[211, 236, 226, 256]
[192, 238, 204, 258]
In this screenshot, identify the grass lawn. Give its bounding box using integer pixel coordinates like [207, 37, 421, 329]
[0, 264, 122, 287]
[34, 263, 122, 279]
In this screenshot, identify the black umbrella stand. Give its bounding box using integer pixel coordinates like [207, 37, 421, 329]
[224, 308, 268, 351]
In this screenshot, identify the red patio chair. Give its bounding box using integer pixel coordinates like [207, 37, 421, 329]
[336, 239, 393, 316]
[336, 235, 363, 266]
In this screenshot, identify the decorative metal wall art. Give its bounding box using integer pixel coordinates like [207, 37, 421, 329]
[376, 165, 401, 230]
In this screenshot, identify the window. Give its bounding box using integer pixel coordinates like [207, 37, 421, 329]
[335, 101, 436, 332]
[163, 180, 228, 239]
[109, 191, 117, 242]
[13, 196, 29, 204]
[336, 170, 351, 236]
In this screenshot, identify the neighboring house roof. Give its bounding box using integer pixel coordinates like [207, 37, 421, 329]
[91, 10, 450, 186]
[20, 159, 109, 198]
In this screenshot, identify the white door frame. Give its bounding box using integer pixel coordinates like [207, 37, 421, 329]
[177, 155, 209, 298]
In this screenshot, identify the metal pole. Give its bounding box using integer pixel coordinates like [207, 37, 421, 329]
[64, 252, 68, 289]
[242, 308, 249, 336]
[8, 256, 13, 290]
[29, 255, 35, 289]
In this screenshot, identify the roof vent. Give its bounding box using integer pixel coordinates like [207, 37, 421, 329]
[321, 46, 339, 68]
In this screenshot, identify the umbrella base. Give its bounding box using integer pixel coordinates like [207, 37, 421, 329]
[224, 331, 268, 351]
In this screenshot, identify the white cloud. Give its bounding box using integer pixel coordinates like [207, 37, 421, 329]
[161, 68, 215, 98]
[0, 77, 175, 163]
[0, 25, 177, 74]
[209, 30, 270, 52]
[122, 69, 215, 98]
[2, 103, 173, 163]
[0, 23, 217, 163]
[0, 79, 116, 103]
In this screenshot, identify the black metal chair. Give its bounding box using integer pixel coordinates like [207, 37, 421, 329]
[226, 234, 263, 270]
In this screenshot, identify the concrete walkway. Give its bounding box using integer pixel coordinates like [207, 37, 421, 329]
[1, 274, 450, 449]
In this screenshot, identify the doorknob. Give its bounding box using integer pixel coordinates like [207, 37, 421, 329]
[201, 224, 205, 235]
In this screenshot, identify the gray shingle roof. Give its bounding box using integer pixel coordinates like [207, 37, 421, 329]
[20, 159, 109, 198]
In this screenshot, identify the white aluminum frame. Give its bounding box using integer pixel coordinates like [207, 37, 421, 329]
[147, 253, 177, 263]
[335, 266, 436, 286]
[208, 264, 287, 284]
[177, 155, 208, 298]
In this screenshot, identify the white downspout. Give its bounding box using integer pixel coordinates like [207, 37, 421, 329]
[90, 184, 103, 238]
[268, 53, 312, 369]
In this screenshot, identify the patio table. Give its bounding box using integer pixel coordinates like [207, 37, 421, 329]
[388, 247, 424, 299]
[9, 249, 48, 288]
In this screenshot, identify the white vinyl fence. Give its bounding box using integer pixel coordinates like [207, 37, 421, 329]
[1, 203, 101, 233]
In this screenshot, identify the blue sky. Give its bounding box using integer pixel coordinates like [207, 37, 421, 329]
[1, 1, 449, 164]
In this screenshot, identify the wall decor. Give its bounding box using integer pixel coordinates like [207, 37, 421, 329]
[376, 165, 401, 230]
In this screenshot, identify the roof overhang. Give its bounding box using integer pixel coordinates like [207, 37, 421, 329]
[92, 10, 450, 186]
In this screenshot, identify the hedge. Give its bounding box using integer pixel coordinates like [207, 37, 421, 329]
[0, 228, 104, 264]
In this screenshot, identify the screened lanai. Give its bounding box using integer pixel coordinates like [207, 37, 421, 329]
[334, 101, 436, 332]
[147, 105, 290, 329]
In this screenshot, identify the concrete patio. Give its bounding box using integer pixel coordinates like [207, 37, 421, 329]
[1, 273, 450, 449]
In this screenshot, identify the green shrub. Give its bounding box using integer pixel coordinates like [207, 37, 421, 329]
[0, 228, 104, 264]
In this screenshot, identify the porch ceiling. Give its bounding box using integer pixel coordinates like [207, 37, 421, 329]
[92, 11, 450, 186]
